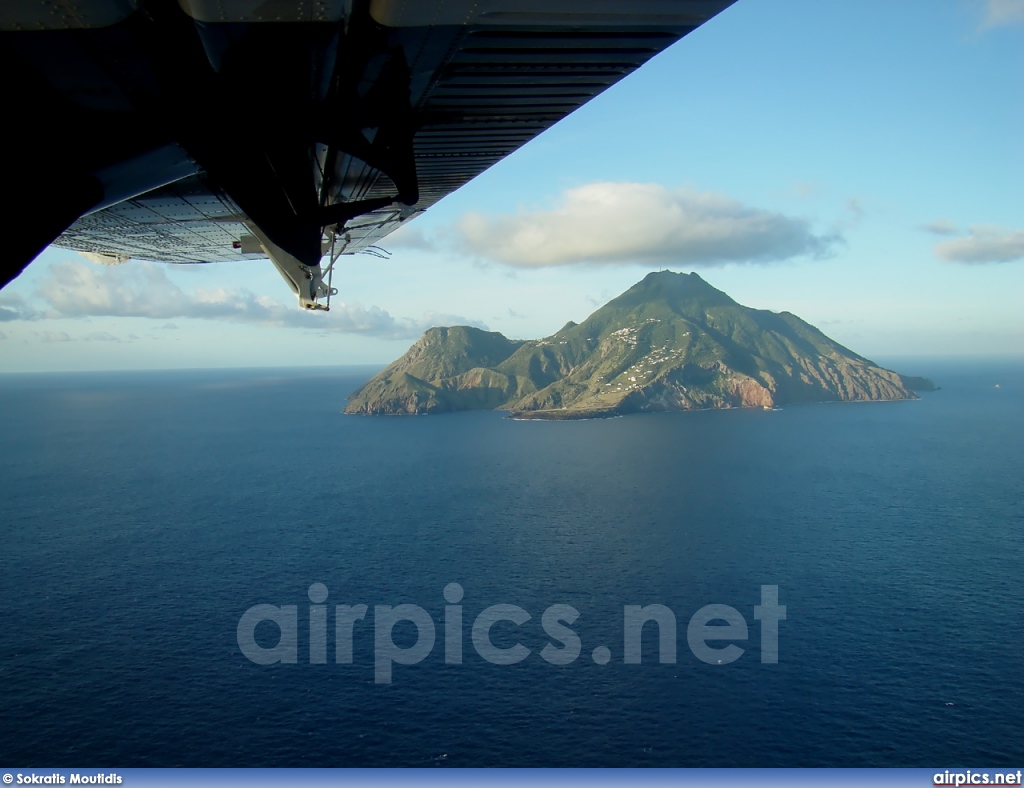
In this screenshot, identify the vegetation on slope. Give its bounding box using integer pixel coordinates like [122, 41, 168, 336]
[345, 272, 934, 418]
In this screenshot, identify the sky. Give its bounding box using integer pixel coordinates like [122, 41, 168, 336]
[1, 0, 1022, 373]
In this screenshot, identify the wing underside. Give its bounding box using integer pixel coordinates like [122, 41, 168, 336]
[1, 0, 736, 306]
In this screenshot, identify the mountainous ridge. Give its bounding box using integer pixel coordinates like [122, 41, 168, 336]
[345, 272, 935, 419]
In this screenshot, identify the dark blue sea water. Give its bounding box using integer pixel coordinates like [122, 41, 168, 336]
[1, 360, 1022, 767]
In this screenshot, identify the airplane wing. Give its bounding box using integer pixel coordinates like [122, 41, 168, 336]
[1, 0, 736, 309]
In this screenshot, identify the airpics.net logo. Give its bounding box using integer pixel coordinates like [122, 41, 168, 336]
[236, 583, 786, 684]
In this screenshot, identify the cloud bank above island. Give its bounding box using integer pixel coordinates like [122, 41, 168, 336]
[980, 0, 1024, 29]
[396, 182, 844, 268]
[0, 259, 483, 339]
[931, 225, 1024, 265]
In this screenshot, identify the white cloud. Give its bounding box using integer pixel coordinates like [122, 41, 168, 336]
[792, 181, 820, 199]
[35, 330, 73, 343]
[385, 223, 436, 252]
[8, 259, 483, 340]
[451, 182, 841, 268]
[921, 218, 960, 236]
[0, 293, 40, 321]
[845, 197, 865, 225]
[933, 225, 1024, 264]
[980, 0, 1024, 29]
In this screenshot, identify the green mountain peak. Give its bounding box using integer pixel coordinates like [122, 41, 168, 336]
[611, 270, 736, 312]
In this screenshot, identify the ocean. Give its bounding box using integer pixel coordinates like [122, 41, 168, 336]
[1, 360, 1021, 767]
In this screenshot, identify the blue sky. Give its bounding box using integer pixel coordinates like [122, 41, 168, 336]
[1, 0, 1022, 372]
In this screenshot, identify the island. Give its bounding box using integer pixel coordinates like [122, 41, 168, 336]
[345, 271, 936, 419]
